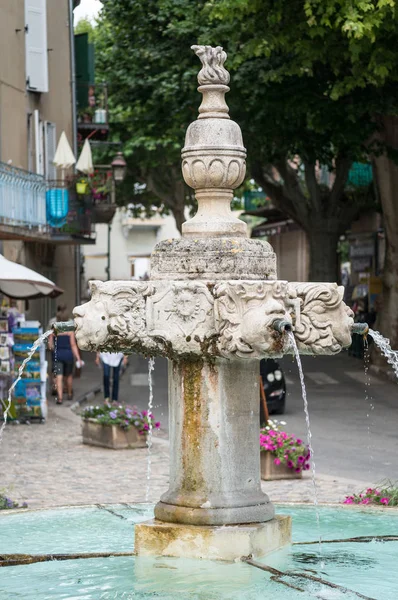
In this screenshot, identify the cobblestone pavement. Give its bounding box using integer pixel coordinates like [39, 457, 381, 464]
[0, 401, 369, 509]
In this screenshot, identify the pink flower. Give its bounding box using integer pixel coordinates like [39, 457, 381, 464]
[366, 488, 374, 493]
[296, 439, 303, 445]
[287, 460, 294, 469]
[344, 497, 354, 504]
[155, 422, 161, 428]
[274, 458, 281, 466]
[381, 497, 389, 505]
[361, 498, 371, 505]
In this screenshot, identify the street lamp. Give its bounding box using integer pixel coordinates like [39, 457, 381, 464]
[107, 151, 127, 280]
[111, 151, 127, 183]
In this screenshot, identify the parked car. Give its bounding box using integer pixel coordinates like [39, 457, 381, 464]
[260, 358, 286, 418]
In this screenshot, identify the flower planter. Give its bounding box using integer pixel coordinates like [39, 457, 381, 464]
[82, 418, 147, 449]
[91, 203, 116, 224]
[260, 452, 302, 481]
[76, 182, 88, 195]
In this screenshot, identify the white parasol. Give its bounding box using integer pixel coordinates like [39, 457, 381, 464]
[0, 255, 63, 299]
[53, 131, 76, 182]
[76, 138, 94, 175]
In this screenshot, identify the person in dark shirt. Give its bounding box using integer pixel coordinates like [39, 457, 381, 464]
[48, 308, 81, 404]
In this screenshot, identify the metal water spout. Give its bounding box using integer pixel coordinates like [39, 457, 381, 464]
[52, 320, 75, 334]
[71, 45, 357, 561]
[351, 323, 369, 336]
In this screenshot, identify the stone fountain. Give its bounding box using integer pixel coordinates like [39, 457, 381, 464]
[72, 45, 357, 562]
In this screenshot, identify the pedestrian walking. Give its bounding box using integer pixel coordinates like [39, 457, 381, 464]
[96, 352, 127, 403]
[48, 307, 82, 404]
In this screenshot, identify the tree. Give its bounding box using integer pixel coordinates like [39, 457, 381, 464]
[208, 0, 398, 346]
[94, 1, 205, 231]
[96, 1, 378, 280]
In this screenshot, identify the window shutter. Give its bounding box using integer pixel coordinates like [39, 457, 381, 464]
[25, 0, 49, 93]
[44, 121, 57, 180]
[34, 110, 44, 175]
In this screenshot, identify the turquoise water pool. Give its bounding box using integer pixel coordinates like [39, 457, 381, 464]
[0, 504, 396, 599]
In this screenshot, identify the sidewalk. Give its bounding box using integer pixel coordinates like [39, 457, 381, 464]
[0, 398, 368, 509]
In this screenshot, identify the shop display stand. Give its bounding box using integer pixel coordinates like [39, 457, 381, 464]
[12, 321, 47, 423]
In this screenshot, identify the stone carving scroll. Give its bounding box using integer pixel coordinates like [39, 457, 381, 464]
[287, 282, 354, 355]
[214, 281, 290, 358]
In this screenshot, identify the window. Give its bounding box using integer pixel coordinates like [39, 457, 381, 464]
[25, 0, 49, 93]
[44, 122, 56, 180]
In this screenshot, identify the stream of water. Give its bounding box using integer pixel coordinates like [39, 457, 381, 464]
[368, 329, 398, 379]
[145, 357, 155, 502]
[288, 332, 322, 557]
[0, 330, 52, 443]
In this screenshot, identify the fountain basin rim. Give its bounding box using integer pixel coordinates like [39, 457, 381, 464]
[2, 501, 397, 516]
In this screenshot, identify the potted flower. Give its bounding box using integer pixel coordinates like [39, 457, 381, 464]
[260, 419, 310, 480]
[76, 177, 89, 195]
[81, 402, 160, 449]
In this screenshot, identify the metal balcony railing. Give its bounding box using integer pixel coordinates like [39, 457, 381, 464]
[0, 162, 47, 229]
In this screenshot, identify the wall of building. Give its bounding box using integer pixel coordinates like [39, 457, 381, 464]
[269, 229, 309, 282]
[0, 2, 28, 167]
[0, 1, 77, 327]
[83, 209, 181, 290]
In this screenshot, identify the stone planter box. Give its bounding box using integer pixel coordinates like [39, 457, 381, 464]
[82, 418, 147, 449]
[260, 452, 302, 481]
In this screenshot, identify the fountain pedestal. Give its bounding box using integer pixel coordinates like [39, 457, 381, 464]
[155, 359, 273, 526]
[73, 44, 355, 561]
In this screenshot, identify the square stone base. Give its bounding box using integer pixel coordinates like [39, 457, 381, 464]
[134, 515, 291, 562]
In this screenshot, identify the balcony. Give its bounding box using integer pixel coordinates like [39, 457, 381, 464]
[0, 163, 95, 244]
[0, 162, 47, 241]
[76, 82, 109, 142]
[46, 181, 96, 244]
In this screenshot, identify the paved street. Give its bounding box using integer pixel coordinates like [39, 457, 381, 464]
[0, 349, 396, 509]
[116, 349, 398, 483]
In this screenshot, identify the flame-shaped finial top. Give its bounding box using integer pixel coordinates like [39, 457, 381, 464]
[191, 45, 230, 86]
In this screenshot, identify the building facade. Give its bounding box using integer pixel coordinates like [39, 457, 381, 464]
[82, 209, 180, 297]
[0, 0, 94, 326]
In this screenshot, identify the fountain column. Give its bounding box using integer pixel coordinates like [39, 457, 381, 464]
[155, 359, 273, 525]
[134, 45, 291, 560]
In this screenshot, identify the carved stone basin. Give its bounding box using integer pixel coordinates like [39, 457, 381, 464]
[72, 45, 356, 561]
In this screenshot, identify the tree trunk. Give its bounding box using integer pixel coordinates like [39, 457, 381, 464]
[308, 229, 340, 282]
[171, 206, 185, 234]
[372, 115, 398, 354]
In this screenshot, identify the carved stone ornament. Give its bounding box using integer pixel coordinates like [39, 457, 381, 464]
[180, 45, 247, 239]
[287, 282, 355, 355]
[74, 280, 355, 359]
[73, 280, 155, 354]
[191, 45, 230, 86]
[214, 281, 290, 358]
[146, 282, 215, 355]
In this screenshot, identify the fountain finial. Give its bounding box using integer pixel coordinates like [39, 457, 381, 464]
[191, 45, 230, 86]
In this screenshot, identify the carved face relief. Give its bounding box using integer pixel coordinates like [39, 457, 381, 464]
[146, 282, 215, 350]
[73, 281, 152, 352]
[214, 282, 290, 358]
[288, 283, 354, 354]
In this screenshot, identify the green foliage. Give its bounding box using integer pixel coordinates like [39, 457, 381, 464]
[0, 492, 27, 510]
[92, 0, 389, 250]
